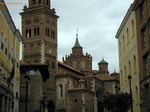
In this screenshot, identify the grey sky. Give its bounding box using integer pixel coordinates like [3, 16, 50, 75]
[5, 0, 134, 73]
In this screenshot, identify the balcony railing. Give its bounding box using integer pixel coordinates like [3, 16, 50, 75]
[0, 73, 13, 91]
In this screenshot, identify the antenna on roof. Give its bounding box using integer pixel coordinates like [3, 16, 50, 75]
[76, 28, 79, 38]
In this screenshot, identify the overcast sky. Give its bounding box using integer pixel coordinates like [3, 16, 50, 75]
[5, 0, 134, 73]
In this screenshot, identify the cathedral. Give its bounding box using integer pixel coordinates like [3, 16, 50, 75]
[19, 0, 119, 112]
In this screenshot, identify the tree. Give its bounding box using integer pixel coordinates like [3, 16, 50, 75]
[102, 92, 131, 112]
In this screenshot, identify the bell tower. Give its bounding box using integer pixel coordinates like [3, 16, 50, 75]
[20, 0, 59, 72]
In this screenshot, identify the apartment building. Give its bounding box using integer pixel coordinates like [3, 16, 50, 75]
[133, 0, 150, 111]
[0, 0, 22, 111]
[116, 2, 140, 112]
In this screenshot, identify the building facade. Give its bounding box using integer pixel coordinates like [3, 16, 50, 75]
[115, 2, 140, 112]
[133, 0, 150, 111]
[0, 0, 22, 111]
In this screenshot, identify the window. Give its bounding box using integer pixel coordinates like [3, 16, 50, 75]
[72, 61, 77, 69]
[121, 70, 123, 84]
[80, 61, 85, 70]
[48, 29, 50, 37]
[119, 41, 121, 54]
[5, 39, 8, 55]
[129, 61, 131, 75]
[124, 66, 127, 80]
[131, 20, 135, 36]
[143, 54, 149, 77]
[135, 85, 138, 104]
[134, 56, 137, 73]
[33, 18, 39, 23]
[51, 30, 55, 39]
[37, 27, 39, 35]
[25, 19, 31, 25]
[34, 27, 40, 36]
[74, 99, 78, 102]
[45, 28, 50, 37]
[34, 28, 36, 36]
[0, 68, 2, 74]
[59, 84, 63, 97]
[139, 3, 144, 21]
[46, 0, 48, 5]
[33, 0, 36, 4]
[0, 32, 4, 50]
[141, 27, 147, 47]
[127, 28, 129, 44]
[122, 35, 125, 49]
[26, 29, 31, 38]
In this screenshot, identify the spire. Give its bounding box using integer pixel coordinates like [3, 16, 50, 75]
[73, 29, 82, 48]
[98, 58, 108, 65]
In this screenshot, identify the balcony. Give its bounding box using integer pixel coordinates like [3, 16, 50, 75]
[0, 73, 13, 91]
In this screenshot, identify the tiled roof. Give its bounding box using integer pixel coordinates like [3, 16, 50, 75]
[58, 61, 86, 76]
[95, 73, 117, 81]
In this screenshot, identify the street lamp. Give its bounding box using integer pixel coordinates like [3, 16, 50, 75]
[115, 85, 120, 95]
[24, 75, 30, 112]
[40, 92, 47, 112]
[128, 75, 133, 112]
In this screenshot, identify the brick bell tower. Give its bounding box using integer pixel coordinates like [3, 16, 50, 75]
[20, 0, 59, 72]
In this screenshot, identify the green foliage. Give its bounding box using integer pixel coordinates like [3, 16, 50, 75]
[102, 92, 131, 112]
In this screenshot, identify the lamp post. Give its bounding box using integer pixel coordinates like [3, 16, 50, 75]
[40, 92, 47, 112]
[24, 75, 30, 112]
[128, 75, 133, 112]
[115, 85, 119, 95]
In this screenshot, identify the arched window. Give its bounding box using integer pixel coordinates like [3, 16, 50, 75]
[37, 27, 40, 36]
[80, 61, 85, 70]
[48, 29, 50, 37]
[34, 28, 36, 36]
[45, 28, 47, 36]
[72, 61, 77, 69]
[26, 30, 29, 38]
